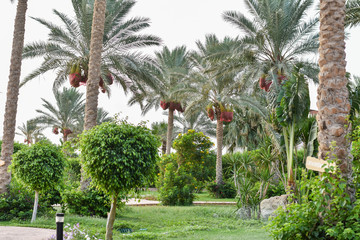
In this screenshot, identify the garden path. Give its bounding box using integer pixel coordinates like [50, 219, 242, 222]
[0, 226, 55, 240]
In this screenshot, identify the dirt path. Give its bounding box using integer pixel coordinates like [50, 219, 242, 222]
[0, 226, 55, 240]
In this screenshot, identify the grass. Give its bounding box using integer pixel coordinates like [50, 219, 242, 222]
[138, 189, 237, 203]
[0, 205, 270, 239]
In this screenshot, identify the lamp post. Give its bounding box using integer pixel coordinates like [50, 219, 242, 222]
[56, 213, 64, 240]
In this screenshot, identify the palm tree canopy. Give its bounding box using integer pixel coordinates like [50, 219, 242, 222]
[128, 45, 190, 114]
[222, 0, 319, 88]
[34, 87, 85, 134]
[16, 120, 46, 144]
[22, 0, 161, 93]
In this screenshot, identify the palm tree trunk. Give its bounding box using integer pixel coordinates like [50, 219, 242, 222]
[166, 108, 174, 155]
[0, 0, 28, 194]
[162, 140, 167, 155]
[84, 0, 107, 131]
[81, 0, 107, 190]
[105, 195, 117, 240]
[318, 0, 355, 201]
[216, 113, 224, 185]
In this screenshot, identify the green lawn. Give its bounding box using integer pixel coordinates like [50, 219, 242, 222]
[0, 205, 270, 239]
[138, 189, 237, 203]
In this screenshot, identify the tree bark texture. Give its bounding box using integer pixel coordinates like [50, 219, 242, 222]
[165, 108, 174, 155]
[216, 111, 224, 185]
[84, 0, 107, 131]
[105, 195, 117, 240]
[31, 190, 39, 223]
[318, 0, 355, 200]
[0, 0, 28, 194]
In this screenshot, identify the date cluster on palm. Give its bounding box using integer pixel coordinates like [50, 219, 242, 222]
[160, 101, 185, 112]
[206, 104, 233, 122]
[68, 63, 113, 93]
[259, 72, 287, 92]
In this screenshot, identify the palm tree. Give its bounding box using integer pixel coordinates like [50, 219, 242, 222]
[318, 0, 355, 200]
[0, 0, 28, 194]
[184, 35, 259, 185]
[34, 87, 85, 143]
[16, 120, 46, 145]
[21, 0, 161, 131]
[346, 0, 360, 28]
[129, 46, 190, 155]
[222, 0, 319, 93]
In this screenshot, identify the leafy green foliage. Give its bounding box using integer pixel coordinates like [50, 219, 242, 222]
[79, 121, 160, 196]
[267, 164, 360, 239]
[0, 178, 55, 221]
[11, 141, 65, 192]
[157, 154, 196, 206]
[61, 187, 112, 217]
[173, 129, 215, 189]
[276, 64, 310, 126]
[206, 181, 236, 199]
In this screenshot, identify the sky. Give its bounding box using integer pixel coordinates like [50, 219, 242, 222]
[0, 0, 359, 144]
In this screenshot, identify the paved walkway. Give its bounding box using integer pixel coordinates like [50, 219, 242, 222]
[0, 226, 55, 240]
[0, 199, 236, 239]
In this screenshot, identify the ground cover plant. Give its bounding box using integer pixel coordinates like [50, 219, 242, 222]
[0, 205, 269, 240]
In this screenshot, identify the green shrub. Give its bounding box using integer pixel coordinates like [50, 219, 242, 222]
[11, 140, 65, 222]
[0, 179, 54, 221]
[267, 166, 360, 239]
[61, 186, 111, 217]
[205, 181, 236, 199]
[157, 154, 196, 206]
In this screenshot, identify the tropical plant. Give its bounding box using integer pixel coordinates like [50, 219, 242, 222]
[10, 141, 65, 222]
[222, 0, 319, 93]
[129, 46, 190, 155]
[0, 0, 29, 194]
[318, 0, 355, 201]
[16, 120, 46, 145]
[78, 120, 160, 240]
[183, 35, 261, 185]
[346, 0, 360, 28]
[276, 64, 310, 192]
[33, 87, 85, 143]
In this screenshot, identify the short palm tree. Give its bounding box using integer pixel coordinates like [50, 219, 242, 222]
[129, 46, 190, 155]
[151, 121, 169, 154]
[0, 0, 29, 194]
[34, 87, 85, 143]
[171, 111, 216, 137]
[16, 120, 46, 145]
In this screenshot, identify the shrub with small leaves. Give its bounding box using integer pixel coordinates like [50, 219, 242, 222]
[79, 120, 160, 239]
[11, 140, 65, 222]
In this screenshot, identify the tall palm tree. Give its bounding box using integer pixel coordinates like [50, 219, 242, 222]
[318, 0, 355, 200]
[129, 46, 190, 155]
[84, 0, 107, 131]
[16, 120, 46, 145]
[0, 0, 28, 194]
[222, 0, 319, 93]
[346, 0, 360, 28]
[21, 0, 161, 131]
[184, 35, 261, 185]
[34, 87, 85, 143]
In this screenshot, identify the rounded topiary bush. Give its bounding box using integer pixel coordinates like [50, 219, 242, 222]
[11, 140, 65, 222]
[79, 120, 160, 239]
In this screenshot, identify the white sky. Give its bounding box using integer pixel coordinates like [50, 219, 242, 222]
[0, 0, 359, 144]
